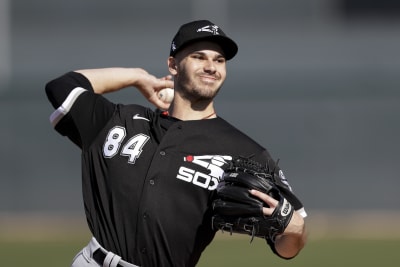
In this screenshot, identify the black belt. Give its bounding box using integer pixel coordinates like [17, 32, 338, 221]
[93, 249, 124, 267]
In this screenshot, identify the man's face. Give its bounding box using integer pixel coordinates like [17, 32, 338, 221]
[171, 41, 227, 101]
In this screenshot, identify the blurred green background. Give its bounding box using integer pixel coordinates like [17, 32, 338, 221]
[1, 212, 399, 266]
[2, 238, 398, 267]
[1, 0, 400, 266]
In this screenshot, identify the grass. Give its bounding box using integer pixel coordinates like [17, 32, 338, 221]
[0, 240, 84, 266]
[198, 234, 399, 267]
[0, 234, 398, 267]
[1, 212, 399, 266]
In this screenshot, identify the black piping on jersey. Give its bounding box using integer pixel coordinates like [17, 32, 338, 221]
[49, 87, 87, 127]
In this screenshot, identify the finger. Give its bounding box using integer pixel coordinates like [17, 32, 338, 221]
[156, 79, 174, 91]
[159, 75, 174, 88]
[250, 189, 278, 206]
[149, 95, 171, 110]
[160, 75, 173, 81]
[164, 79, 174, 89]
[250, 189, 278, 216]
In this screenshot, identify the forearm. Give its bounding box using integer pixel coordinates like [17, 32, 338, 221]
[75, 67, 148, 94]
[75, 67, 174, 110]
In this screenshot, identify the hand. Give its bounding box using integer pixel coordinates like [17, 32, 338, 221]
[250, 189, 307, 258]
[134, 70, 174, 110]
[250, 189, 304, 234]
[249, 189, 278, 216]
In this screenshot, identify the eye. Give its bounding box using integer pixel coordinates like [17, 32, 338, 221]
[216, 58, 226, 64]
[214, 56, 226, 64]
[191, 53, 203, 60]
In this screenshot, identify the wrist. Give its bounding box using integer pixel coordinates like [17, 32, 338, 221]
[273, 212, 307, 259]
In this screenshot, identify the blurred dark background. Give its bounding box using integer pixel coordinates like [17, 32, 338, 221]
[1, 0, 399, 218]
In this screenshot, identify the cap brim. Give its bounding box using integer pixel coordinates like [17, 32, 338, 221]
[205, 35, 238, 60]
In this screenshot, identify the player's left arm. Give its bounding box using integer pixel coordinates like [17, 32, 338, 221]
[250, 190, 307, 259]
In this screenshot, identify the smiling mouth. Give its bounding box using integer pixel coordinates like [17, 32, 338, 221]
[199, 75, 218, 83]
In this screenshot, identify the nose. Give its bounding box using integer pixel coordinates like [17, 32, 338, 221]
[204, 59, 216, 73]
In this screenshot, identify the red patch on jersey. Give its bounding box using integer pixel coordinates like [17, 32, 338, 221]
[185, 155, 194, 162]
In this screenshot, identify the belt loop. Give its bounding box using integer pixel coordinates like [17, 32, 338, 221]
[103, 251, 122, 267]
[89, 237, 101, 257]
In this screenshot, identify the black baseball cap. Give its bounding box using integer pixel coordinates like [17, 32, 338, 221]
[170, 20, 238, 60]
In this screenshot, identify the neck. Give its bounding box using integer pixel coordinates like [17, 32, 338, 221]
[167, 100, 216, 121]
[202, 111, 217, 120]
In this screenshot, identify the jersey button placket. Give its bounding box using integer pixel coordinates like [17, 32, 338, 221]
[150, 150, 164, 185]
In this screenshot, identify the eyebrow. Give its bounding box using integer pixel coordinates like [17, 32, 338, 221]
[192, 51, 225, 59]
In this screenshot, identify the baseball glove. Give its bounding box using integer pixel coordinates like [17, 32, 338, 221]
[212, 156, 294, 242]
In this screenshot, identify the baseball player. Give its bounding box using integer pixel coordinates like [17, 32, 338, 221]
[45, 20, 307, 267]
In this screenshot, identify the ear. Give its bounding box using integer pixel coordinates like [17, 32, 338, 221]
[167, 57, 178, 75]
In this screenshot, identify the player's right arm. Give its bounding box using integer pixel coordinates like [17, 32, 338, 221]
[45, 68, 173, 148]
[75, 68, 174, 110]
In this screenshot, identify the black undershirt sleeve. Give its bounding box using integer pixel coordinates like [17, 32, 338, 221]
[45, 71, 94, 109]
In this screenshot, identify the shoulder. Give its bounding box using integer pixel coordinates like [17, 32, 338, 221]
[185, 117, 266, 156]
[116, 104, 156, 120]
[214, 117, 263, 145]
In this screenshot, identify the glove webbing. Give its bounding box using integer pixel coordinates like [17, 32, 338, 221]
[212, 216, 260, 243]
[229, 156, 279, 180]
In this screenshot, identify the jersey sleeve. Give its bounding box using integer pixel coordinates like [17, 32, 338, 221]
[45, 71, 116, 149]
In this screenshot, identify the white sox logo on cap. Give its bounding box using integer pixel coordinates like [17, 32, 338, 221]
[196, 25, 220, 35]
